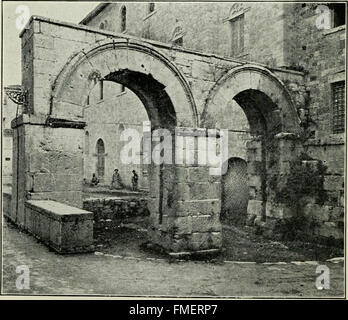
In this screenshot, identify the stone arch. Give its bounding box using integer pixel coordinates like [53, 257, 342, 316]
[203, 65, 302, 222]
[50, 38, 198, 129]
[202, 64, 301, 135]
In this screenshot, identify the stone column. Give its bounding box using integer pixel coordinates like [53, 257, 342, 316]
[246, 135, 266, 222]
[11, 114, 86, 227]
[147, 127, 223, 256]
[265, 132, 301, 220]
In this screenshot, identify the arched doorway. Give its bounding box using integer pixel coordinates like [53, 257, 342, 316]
[221, 157, 248, 226]
[96, 138, 105, 181]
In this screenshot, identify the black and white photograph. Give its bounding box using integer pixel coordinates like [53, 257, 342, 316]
[1, 0, 346, 300]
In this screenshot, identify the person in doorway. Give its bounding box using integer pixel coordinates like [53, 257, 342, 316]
[90, 173, 99, 186]
[131, 170, 139, 191]
[110, 169, 124, 189]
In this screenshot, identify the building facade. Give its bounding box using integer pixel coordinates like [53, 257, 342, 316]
[3, 2, 346, 253]
[2, 88, 20, 185]
[79, 2, 345, 235]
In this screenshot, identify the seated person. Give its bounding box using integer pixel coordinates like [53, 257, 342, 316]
[110, 169, 124, 189]
[90, 173, 99, 186]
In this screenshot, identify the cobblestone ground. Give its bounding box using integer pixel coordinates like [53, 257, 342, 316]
[2, 221, 345, 297]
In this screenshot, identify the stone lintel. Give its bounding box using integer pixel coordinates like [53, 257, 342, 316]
[11, 114, 86, 129]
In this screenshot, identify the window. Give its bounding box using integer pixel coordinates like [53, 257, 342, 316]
[329, 3, 346, 28]
[86, 95, 90, 105]
[5, 157, 10, 161]
[99, 22, 105, 30]
[148, 3, 155, 14]
[121, 6, 127, 32]
[332, 81, 345, 133]
[96, 139, 105, 179]
[99, 81, 103, 100]
[3, 95, 7, 105]
[85, 131, 90, 155]
[119, 123, 125, 133]
[229, 14, 244, 56]
[171, 23, 184, 46]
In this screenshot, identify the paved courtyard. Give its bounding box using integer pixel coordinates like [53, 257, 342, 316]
[2, 221, 344, 298]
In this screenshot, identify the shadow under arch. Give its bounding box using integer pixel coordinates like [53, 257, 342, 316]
[202, 64, 301, 135]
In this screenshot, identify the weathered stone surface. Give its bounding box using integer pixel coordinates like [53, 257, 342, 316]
[266, 202, 294, 220]
[323, 175, 344, 191]
[247, 200, 264, 217]
[11, 4, 344, 254]
[24, 200, 94, 253]
[176, 199, 221, 217]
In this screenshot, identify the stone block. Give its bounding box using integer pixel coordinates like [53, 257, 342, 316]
[318, 222, 343, 240]
[247, 200, 264, 217]
[304, 204, 331, 222]
[25, 200, 93, 253]
[323, 175, 344, 191]
[248, 175, 262, 188]
[173, 216, 192, 235]
[330, 207, 344, 222]
[186, 166, 210, 182]
[189, 182, 221, 200]
[172, 238, 189, 252]
[191, 215, 221, 233]
[192, 60, 215, 81]
[189, 232, 222, 251]
[266, 202, 294, 219]
[176, 199, 221, 217]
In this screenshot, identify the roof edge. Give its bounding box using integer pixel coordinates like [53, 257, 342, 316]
[79, 3, 111, 25]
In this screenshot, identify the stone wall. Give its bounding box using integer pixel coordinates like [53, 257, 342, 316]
[2, 93, 17, 185]
[282, 3, 345, 239]
[15, 13, 343, 253]
[81, 2, 288, 67]
[83, 197, 149, 227]
[3, 191, 12, 218]
[24, 200, 93, 253]
[11, 115, 84, 226]
[84, 81, 149, 188]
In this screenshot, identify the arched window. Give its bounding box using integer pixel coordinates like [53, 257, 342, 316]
[148, 3, 155, 14]
[99, 22, 105, 30]
[96, 139, 105, 179]
[85, 131, 90, 155]
[99, 80, 103, 100]
[96, 138, 105, 154]
[121, 6, 127, 32]
[118, 123, 125, 133]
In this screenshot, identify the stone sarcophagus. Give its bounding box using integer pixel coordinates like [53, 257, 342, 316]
[25, 200, 94, 253]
